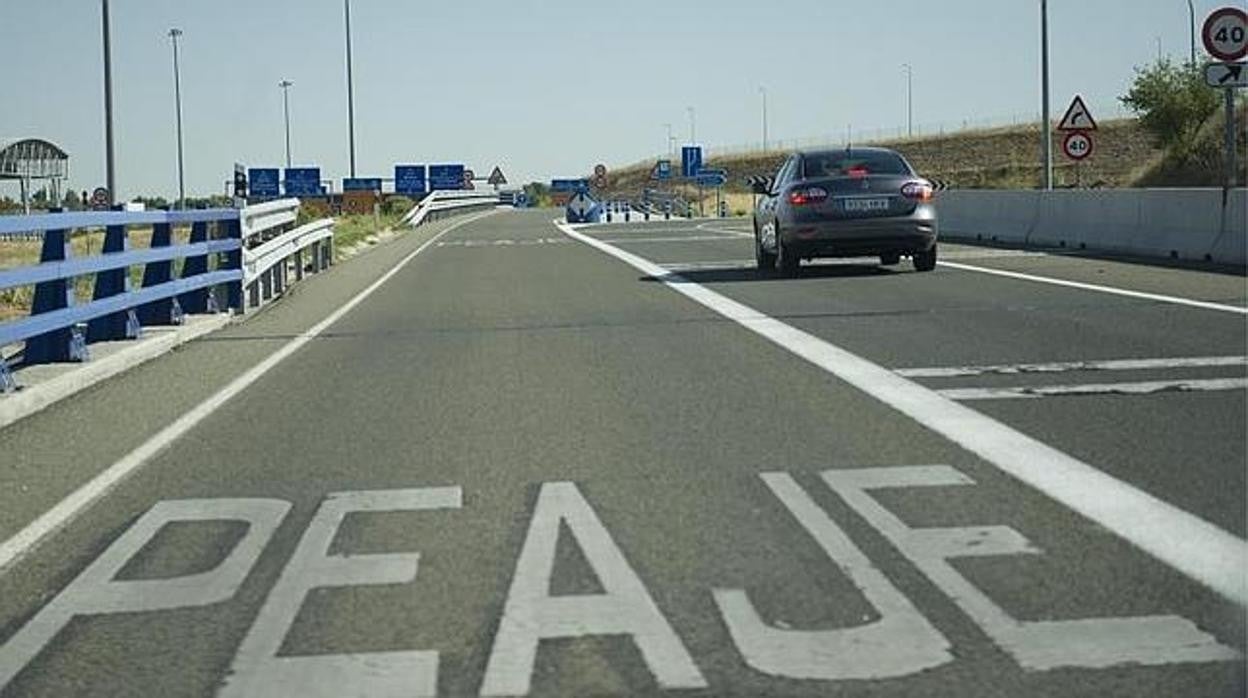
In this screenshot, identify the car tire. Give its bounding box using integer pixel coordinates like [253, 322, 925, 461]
[913, 244, 938, 272]
[880, 252, 901, 266]
[755, 223, 776, 272]
[776, 229, 800, 277]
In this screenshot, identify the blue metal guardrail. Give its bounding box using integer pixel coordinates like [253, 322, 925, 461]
[0, 208, 244, 391]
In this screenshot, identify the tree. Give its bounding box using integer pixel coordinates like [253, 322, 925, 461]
[1120, 58, 1219, 148]
[62, 189, 82, 211]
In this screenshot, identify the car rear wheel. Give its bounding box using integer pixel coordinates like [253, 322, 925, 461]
[776, 229, 800, 277]
[755, 224, 776, 272]
[880, 252, 901, 266]
[913, 244, 938, 272]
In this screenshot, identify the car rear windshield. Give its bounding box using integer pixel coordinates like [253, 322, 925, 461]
[802, 151, 911, 178]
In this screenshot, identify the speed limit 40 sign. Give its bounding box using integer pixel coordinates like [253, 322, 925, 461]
[1203, 7, 1247, 62]
[1062, 132, 1093, 161]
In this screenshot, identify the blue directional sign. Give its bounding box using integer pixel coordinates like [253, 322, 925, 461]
[429, 164, 466, 191]
[343, 178, 383, 192]
[696, 172, 728, 187]
[653, 160, 673, 180]
[565, 190, 601, 224]
[681, 146, 702, 178]
[551, 178, 590, 193]
[284, 167, 322, 196]
[395, 165, 427, 195]
[248, 168, 280, 199]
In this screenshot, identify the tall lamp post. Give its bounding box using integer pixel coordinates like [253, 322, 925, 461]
[169, 28, 185, 209]
[687, 106, 696, 145]
[102, 0, 116, 205]
[759, 86, 768, 152]
[280, 80, 294, 169]
[1040, 0, 1053, 190]
[902, 63, 914, 137]
[1187, 0, 1196, 66]
[663, 123, 673, 158]
[344, 0, 357, 177]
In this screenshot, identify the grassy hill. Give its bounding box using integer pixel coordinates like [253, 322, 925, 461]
[602, 118, 1165, 210]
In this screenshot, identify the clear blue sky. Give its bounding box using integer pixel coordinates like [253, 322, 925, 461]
[0, 1, 1224, 200]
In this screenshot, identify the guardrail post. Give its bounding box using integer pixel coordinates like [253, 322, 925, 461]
[87, 219, 141, 342]
[321, 238, 333, 269]
[138, 222, 183, 326]
[293, 249, 305, 281]
[25, 223, 87, 364]
[224, 217, 244, 312]
[178, 221, 213, 313]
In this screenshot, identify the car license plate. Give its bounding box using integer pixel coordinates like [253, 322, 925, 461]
[841, 197, 890, 212]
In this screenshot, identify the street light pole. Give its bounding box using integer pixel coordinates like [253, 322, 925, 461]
[102, 0, 116, 205]
[687, 106, 696, 144]
[169, 28, 186, 209]
[1187, 0, 1197, 65]
[902, 63, 913, 137]
[759, 86, 769, 152]
[1040, 0, 1053, 190]
[344, 0, 357, 178]
[280, 80, 294, 169]
[663, 123, 673, 157]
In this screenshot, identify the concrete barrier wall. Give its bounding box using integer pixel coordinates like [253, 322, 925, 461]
[937, 189, 1247, 266]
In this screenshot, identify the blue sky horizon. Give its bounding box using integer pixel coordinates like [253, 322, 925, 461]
[0, 1, 1226, 200]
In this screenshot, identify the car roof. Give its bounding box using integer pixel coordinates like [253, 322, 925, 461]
[797, 146, 901, 158]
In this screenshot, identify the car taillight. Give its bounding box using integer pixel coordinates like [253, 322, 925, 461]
[901, 181, 934, 202]
[788, 186, 829, 205]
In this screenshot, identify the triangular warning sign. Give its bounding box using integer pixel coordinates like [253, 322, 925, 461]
[487, 166, 507, 185]
[1057, 95, 1098, 132]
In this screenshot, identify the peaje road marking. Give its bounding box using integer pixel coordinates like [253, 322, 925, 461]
[0, 210, 496, 575]
[897, 355, 1247, 378]
[713, 472, 952, 680]
[480, 481, 706, 695]
[556, 219, 1248, 606]
[937, 377, 1248, 401]
[939, 261, 1248, 315]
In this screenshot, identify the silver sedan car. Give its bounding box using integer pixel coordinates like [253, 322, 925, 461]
[752, 147, 938, 275]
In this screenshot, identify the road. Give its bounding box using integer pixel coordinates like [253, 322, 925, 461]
[0, 209, 1244, 696]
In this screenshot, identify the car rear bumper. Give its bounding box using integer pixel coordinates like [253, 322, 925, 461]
[783, 214, 937, 257]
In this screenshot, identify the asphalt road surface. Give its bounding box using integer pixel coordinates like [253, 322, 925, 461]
[1, 209, 1244, 697]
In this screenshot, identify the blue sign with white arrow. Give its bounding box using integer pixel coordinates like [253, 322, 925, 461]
[681, 146, 702, 178]
[565, 190, 601, 224]
[551, 178, 590, 193]
[248, 168, 280, 199]
[343, 178, 383, 192]
[284, 167, 322, 196]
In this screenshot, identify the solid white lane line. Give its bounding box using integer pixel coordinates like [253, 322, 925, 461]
[557, 220, 1248, 606]
[939, 261, 1248, 315]
[0, 211, 497, 575]
[938, 377, 1248, 401]
[897, 355, 1248, 378]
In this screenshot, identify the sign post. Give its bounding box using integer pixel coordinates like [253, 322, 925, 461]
[1203, 7, 1247, 189]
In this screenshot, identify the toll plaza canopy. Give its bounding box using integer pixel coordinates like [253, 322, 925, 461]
[0, 138, 69, 212]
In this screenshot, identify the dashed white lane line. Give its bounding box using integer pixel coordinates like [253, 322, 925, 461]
[897, 355, 1248, 378]
[0, 211, 497, 575]
[938, 377, 1248, 401]
[939, 261, 1248, 315]
[556, 219, 1248, 607]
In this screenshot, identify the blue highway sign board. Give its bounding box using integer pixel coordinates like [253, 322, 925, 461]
[551, 179, 590, 193]
[429, 164, 466, 191]
[284, 167, 322, 196]
[652, 160, 672, 180]
[696, 173, 727, 187]
[343, 178, 383, 192]
[681, 146, 702, 178]
[394, 165, 427, 195]
[248, 168, 280, 199]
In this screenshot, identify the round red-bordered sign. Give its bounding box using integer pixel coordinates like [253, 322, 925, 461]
[1203, 7, 1248, 62]
[1062, 132, 1093, 161]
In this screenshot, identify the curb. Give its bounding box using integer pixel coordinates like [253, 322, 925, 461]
[0, 314, 234, 430]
